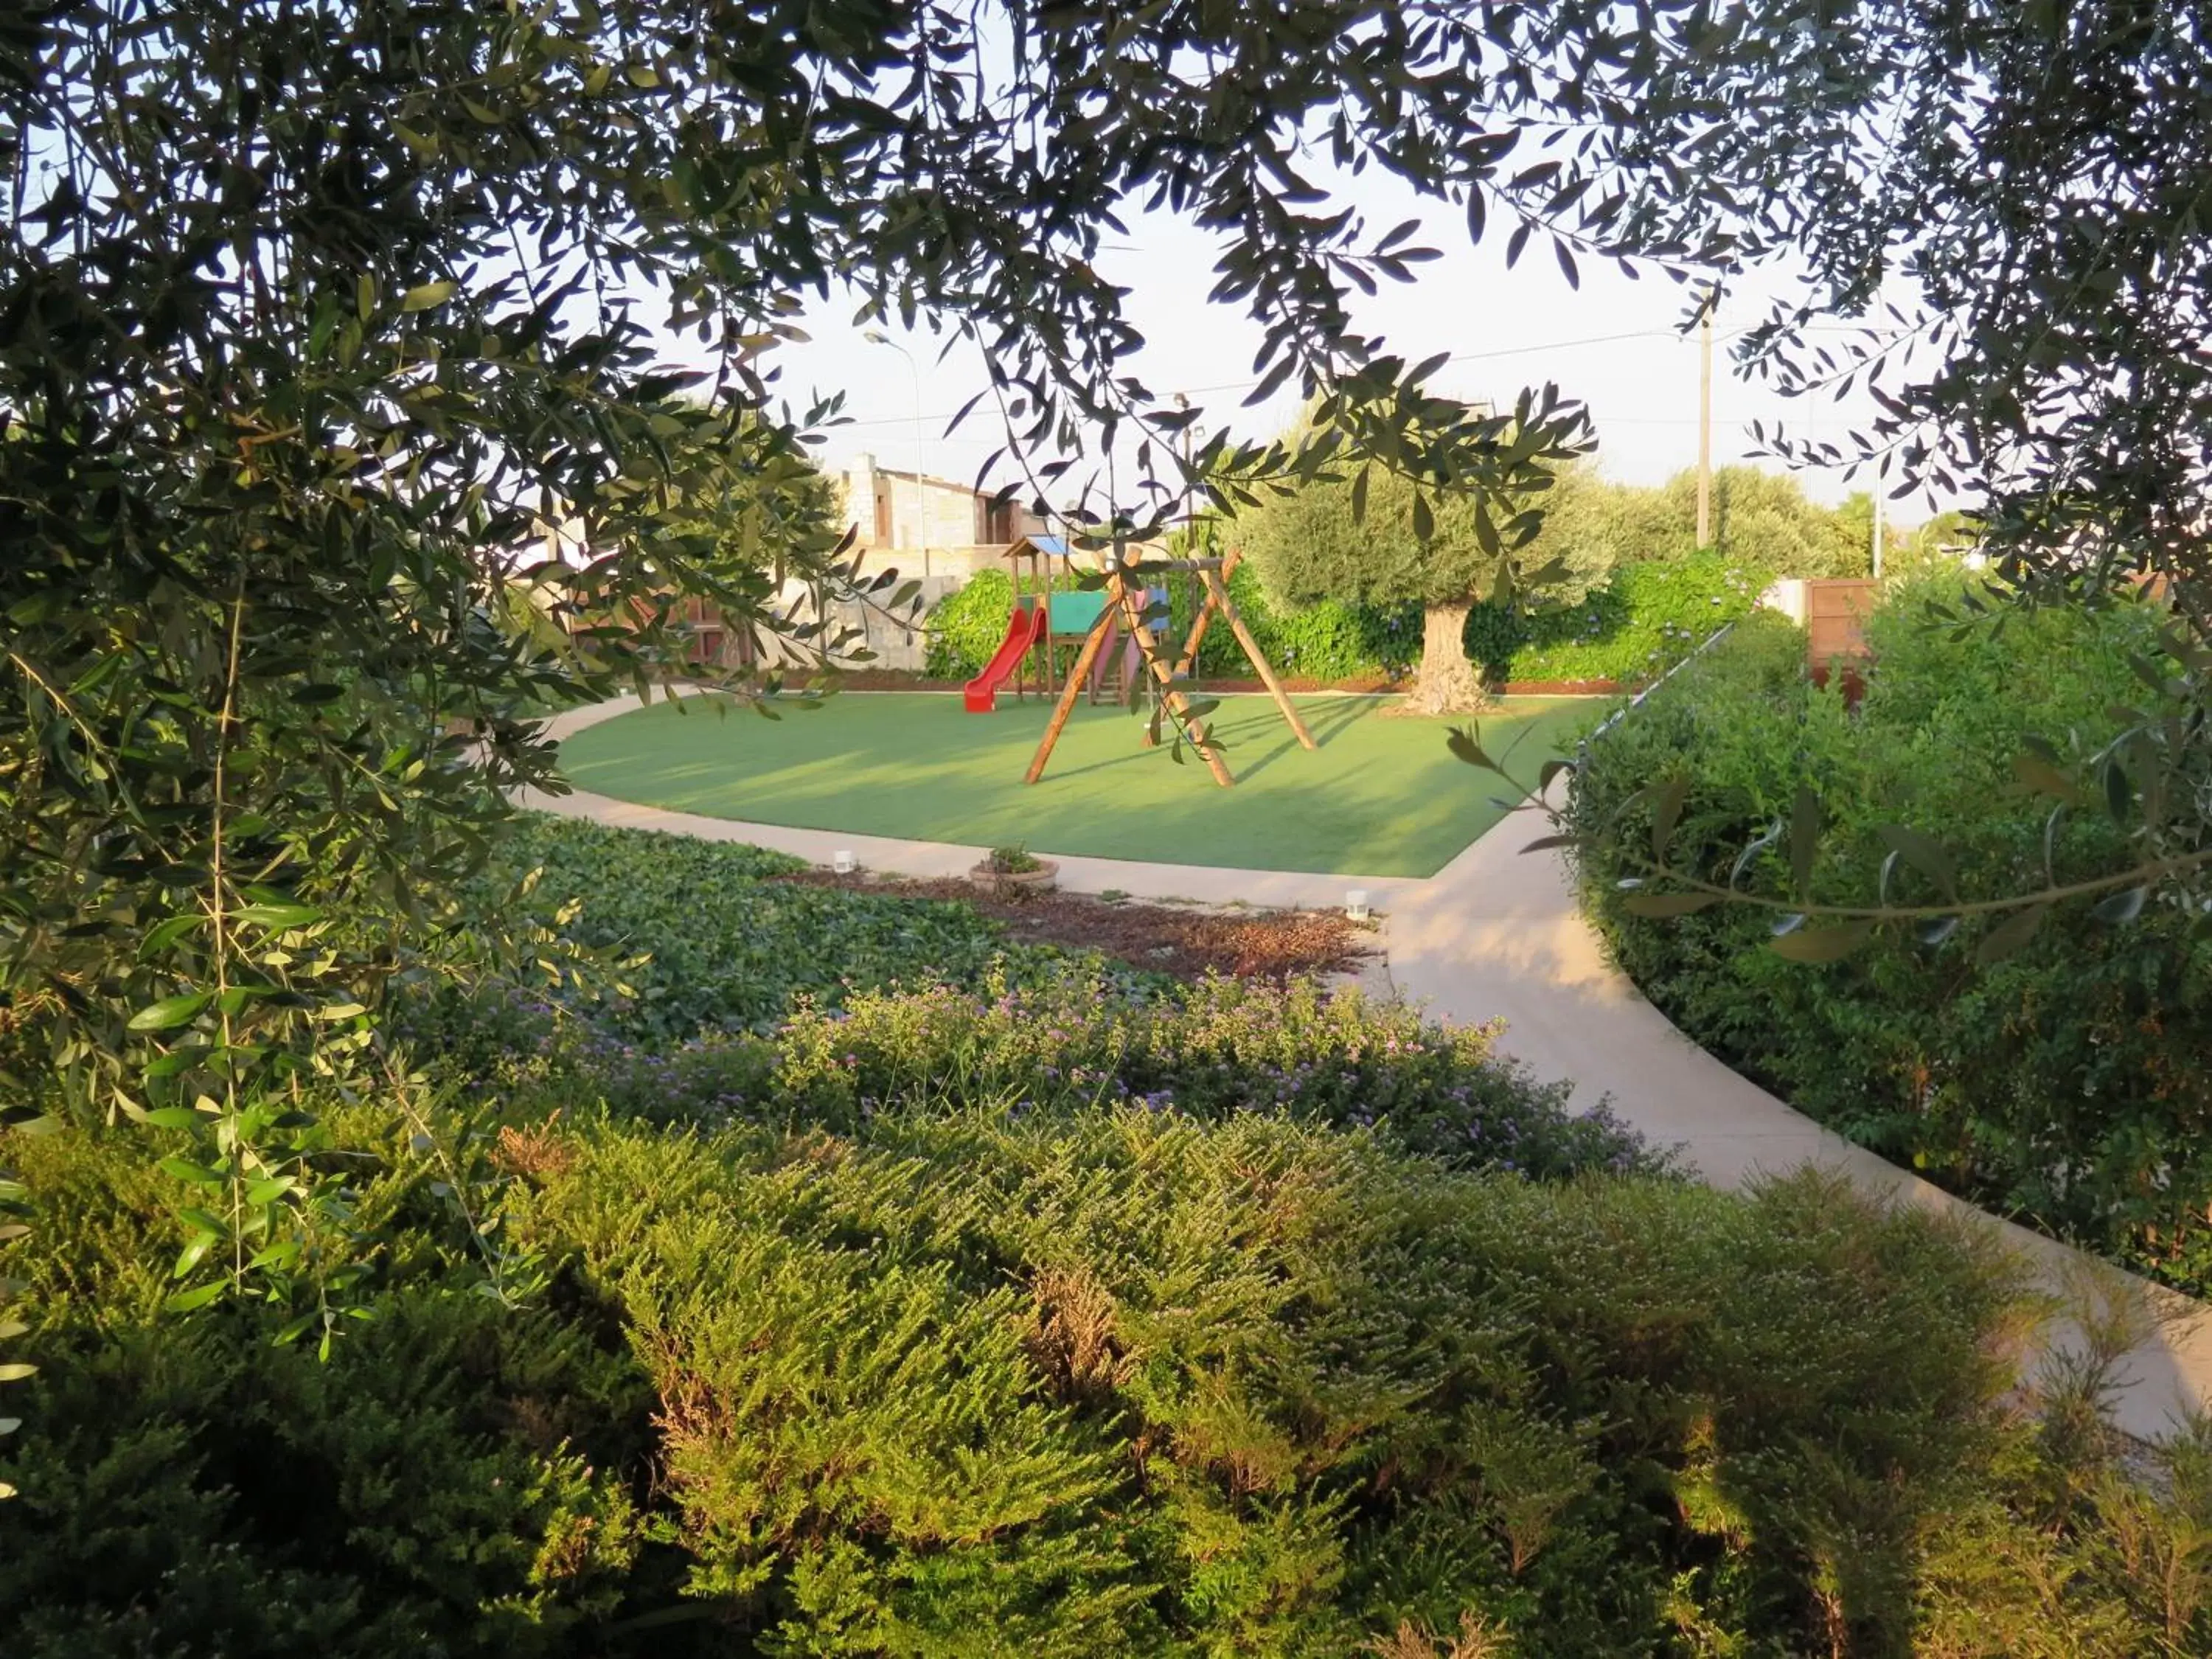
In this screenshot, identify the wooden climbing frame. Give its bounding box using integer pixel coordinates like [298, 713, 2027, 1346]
[1023, 548, 1316, 788]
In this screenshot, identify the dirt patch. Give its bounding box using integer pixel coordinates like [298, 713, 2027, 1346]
[772, 870, 1375, 984]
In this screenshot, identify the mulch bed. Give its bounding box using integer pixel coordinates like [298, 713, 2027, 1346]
[772, 870, 1375, 984]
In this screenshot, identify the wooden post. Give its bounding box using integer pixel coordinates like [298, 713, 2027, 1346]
[1173, 547, 1238, 679]
[1024, 572, 1119, 785]
[1205, 564, 1315, 751]
[1125, 582, 1234, 787]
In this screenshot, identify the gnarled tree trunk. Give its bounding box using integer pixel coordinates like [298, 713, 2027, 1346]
[1398, 599, 1492, 714]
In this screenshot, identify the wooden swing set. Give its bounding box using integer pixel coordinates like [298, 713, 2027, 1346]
[1024, 549, 1316, 787]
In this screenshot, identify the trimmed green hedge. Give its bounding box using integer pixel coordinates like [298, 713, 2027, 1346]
[1568, 594, 2212, 1295]
[927, 557, 1758, 688]
[926, 565, 1418, 685]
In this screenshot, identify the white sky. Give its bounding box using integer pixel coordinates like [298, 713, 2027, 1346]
[665, 170, 1948, 524]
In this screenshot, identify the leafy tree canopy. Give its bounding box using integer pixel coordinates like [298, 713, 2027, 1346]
[0, 0, 1655, 1313]
[11, 0, 2212, 1317]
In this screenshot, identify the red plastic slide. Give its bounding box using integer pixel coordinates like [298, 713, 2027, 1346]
[963, 602, 1049, 712]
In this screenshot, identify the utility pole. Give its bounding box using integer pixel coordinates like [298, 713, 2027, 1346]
[1872, 484, 1885, 579]
[1696, 282, 1717, 550]
[863, 329, 929, 583]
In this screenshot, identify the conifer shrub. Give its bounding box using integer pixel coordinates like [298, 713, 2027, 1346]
[508, 1110, 2208, 1655]
[466, 969, 1655, 1183]
[6, 1105, 2209, 1654]
[0, 1122, 654, 1658]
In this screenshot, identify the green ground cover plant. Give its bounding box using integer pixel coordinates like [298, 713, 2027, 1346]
[414, 814, 1123, 1045]
[403, 818, 1648, 1183]
[1568, 594, 2212, 1294]
[10, 815, 2212, 1655]
[9, 1101, 2211, 1656]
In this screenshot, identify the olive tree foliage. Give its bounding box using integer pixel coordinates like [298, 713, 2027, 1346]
[1443, 0, 2212, 957]
[4, 0, 1745, 1318]
[1237, 453, 1617, 712]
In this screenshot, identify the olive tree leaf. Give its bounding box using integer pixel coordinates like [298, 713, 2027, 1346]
[1874, 824, 1958, 900]
[2090, 885, 2149, 925]
[1769, 920, 1877, 963]
[127, 992, 212, 1032]
[1623, 891, 1722, 918]
[1975, 903, 2050, 965]
[1789, 784, 1823, 899]
[1649, 777, 1689, 866]
[2012, 752, 2079, 801]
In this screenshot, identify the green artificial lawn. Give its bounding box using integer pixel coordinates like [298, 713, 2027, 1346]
[557, 691, 1592, 877]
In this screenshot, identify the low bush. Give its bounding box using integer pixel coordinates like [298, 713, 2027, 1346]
[559, 973, 1658, 1182]
[8, 1105, 2209, 1655]
[400, 813, 1153, 1049]
[1464, 551, 1765, 686]
[0, 1121, 656, 1658]
[1568, 591, 2212, 1293]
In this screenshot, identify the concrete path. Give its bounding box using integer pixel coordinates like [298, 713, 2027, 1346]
[530, 693, 2212, 1439]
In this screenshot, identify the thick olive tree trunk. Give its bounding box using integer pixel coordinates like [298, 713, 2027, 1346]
[1399, 599, 1492, 714]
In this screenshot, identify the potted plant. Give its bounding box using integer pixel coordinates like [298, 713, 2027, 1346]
[969, 843, 1058, 893]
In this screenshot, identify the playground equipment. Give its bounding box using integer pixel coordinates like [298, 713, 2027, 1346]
[1026, 548, 1315, 788]
[967, 533, 1166, 711]
[1045, 586, 1169, 706]
[995, 533, 1071, 703]
[963, 598, 1050, 712]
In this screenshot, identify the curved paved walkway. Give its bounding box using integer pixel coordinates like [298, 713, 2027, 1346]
[531, 695, 2212, 1439]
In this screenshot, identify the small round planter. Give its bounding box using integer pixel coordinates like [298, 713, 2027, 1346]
[969, 858, 1058, 894]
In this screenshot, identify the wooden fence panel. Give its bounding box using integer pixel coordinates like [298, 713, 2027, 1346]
[1806, 579, 1879, 665]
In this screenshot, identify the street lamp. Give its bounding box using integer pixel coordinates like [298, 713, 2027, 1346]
[862, 328, 928, 582]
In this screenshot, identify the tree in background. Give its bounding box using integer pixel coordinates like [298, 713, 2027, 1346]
[1459, 464, 1879, 582]
[1660, 467, 1865, 577]
[1902, 509, 1983, 574]
[1237, 454, 1618, 713]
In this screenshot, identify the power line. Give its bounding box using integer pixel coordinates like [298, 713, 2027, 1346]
[825, 320, 1902, 430]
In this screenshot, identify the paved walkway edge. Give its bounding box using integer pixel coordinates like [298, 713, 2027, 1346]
[536, 695, 2212, 1441]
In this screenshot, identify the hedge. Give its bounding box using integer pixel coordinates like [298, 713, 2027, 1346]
[926, 557, 1760, 689]
[1566, 592, 2212, 1295]
[925, 565, 1417, 685]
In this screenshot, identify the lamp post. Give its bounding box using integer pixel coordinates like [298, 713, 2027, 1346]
[863, 329, 928, 582]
